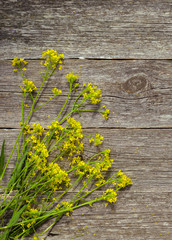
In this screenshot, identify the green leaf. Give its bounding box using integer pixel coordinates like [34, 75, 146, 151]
[0, 140, 5, 177]
[7, 150, 28, 190]
[8, 205, 27, 228]
[2, 205, 27, 239]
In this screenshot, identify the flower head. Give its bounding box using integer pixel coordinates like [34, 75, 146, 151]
[89, 134, 104, 146]
[52, 88, 62, 96]
[65, 73, 80, 84]
[116, 171, 133, 189]
[20, 80, 37, 93]
[102, 189, 117, 203]
[83, 83, 102, 104]
[32, 123, 44, 136]
[41, 49, 64, 69]
[12, 57, 28, 71]
[101, 105, 110, 119]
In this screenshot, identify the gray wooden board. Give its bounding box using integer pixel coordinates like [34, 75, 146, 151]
[1, 59, 172, 129]
[1, 128, 172, 191]
[1, 0, 172, 59]
[0, 128, 172, 239]
[47, 191, 172, 240]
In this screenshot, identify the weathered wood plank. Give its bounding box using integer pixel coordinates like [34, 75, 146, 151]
[1, 59, 172, 128]
[1, 0, 172, 59]
[48, 191, 172, 240]
[1, 128, 172, 192]
[0, 129, 172, 239]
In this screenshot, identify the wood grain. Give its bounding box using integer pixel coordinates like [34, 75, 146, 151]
[48, 191, 172, 240]
[1, 128, 172, 192]
[1, 59, 172, 129]
[1, 0, 172, 239]
[1, 0, 172, 59]
[0, 128, 172, 239]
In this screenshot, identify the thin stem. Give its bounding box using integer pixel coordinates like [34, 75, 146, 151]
[45, 83, 73, 145]
[21, 92, 26, 147]
[0, 65, 52, 183]
[33, 95, 57, 112]
[19, 67, 26, 80]
[70, 177, 93, 203]
[56, 83, 72, 121]
[44, 175, 83, 211]
[0, 130, 23, 183]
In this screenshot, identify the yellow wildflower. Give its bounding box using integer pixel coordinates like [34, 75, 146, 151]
[117, 173, 133, 189]
[89, 134, 103, 146]
[83, 83, 102, 104]
[20, 80, 37, 93]
[12, 57, 28, 71]
[65, 72, 80, 84]
[102, 189, 117, 203]
[41, 49, 64, 69]
[59, 65, 63, 70]
[102, 108, 110, 119]
[32, 123, 44, 136]
[52, 88, 62, 96]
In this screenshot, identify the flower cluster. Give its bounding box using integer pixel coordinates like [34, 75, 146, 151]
[41, 49, 64, 70]
[22, 121, 72, 191]
[12, 57, 28, 71]
[89, 134, 104, 146]
[116, 170, 133, 189]
[20, 80, 37, 93]
[28, 141, 48, 172]
[47, 120, 64, 140]
[99, 149, 113, 171]
[61, 201, 73, 216]
[83, 83, 102, 104]
[21, 206, 40, 230]
[32, 123, 44, 136]
[102, 105, 110, 119]
[45, 162, 70, 191]
[21, 123, 32, 135]
[65, 72, 80, 84]
[60, 117, 84, 156]
[70, 149, 113, 187]
[27, 135, 71, 191]
[23, 123, 44, 136]
[52, 88, 62, 96]
[102, 189, 117, 203]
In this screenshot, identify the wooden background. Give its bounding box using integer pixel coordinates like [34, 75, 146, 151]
[0, 0, 172, 239]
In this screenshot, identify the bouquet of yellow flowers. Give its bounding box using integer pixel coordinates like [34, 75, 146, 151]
[0, 49, 132, 240]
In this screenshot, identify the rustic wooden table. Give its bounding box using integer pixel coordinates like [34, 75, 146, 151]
[0, 0, 172, 239]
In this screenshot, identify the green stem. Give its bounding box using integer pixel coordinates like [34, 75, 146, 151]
[44, 175, 83, 212]
[44, 83, 73, 145]
[21, 92, 26, 147]
[70, 177, 93, 203]
[19, 67, 26, 80]
[0, 65, 53, 184]
[56, 83, 72, 121]
[72, 87, 86, 107]
[0, 129, 23, 183]
[33, 95, 56, 112]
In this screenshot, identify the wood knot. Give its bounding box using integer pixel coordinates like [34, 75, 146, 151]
[122, 75, 148, 93]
